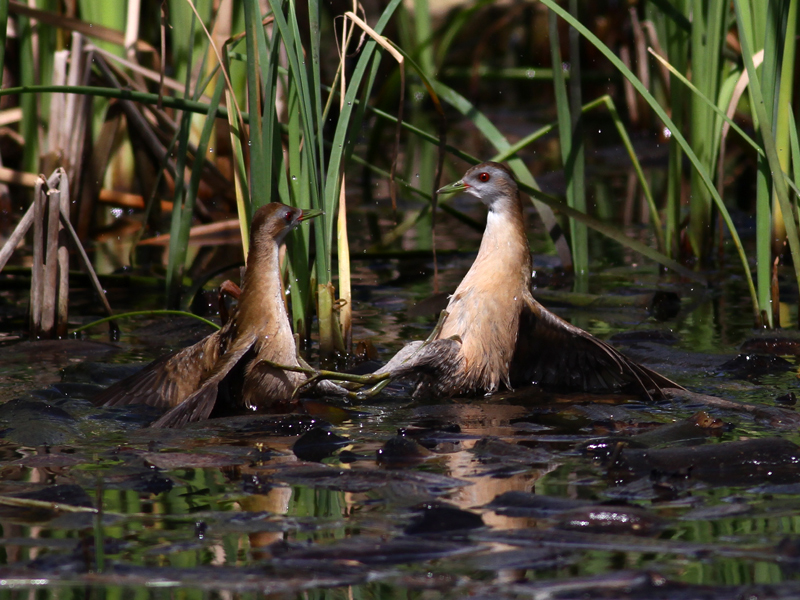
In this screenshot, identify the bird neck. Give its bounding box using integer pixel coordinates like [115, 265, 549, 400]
[471, 195, 531, 286]
[435, 189, 531, 393]
[236, 240, 290, 335]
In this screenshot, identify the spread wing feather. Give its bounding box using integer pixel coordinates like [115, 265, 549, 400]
[149, 331, 258, 428]
[511, 296, 683, 398]
[150, 384, 218, 429]
[93, 324, 236, 410]
[93, 333, 219, 409]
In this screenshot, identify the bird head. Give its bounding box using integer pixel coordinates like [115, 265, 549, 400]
[437, 162, 519, 213]
[251, 203, 322, 246]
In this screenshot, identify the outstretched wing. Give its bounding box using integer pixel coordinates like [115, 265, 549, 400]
[511, 296, 683, 398]
[150, 331, 258, 428]
[93, 331, 220, 409]
[93, 319, 241, 410]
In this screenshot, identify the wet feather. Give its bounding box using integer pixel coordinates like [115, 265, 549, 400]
[383, 161, 684, 399]
[93, 203, 344, 426]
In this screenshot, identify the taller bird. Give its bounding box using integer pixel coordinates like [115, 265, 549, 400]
[94, 202, 338, 427]
[380, 162, 682, 398]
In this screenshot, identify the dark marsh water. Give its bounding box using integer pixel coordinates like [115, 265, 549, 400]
[2, 136, 800, 599]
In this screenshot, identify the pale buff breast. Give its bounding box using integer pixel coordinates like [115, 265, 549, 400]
[439, 254, 525, 394]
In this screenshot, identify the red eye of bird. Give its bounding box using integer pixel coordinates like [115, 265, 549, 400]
[478, 172, 491, 182]
[284, 210, 294, 223]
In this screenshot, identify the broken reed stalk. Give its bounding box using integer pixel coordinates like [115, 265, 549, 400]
[0, 168, 117, 339]
[57, 179, 70, 337]
[30, 174, 46, 334]
[33, 170, 70, 337]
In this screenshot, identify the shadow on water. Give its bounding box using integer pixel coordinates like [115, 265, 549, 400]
[3, 161, 800, 599]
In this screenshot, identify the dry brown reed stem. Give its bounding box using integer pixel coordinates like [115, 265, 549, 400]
[0, 169, 117, 338]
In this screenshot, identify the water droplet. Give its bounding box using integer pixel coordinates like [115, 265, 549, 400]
[526, 69, 535, 78]
[291, 175, 297, 181]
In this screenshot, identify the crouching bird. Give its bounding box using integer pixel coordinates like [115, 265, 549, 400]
[94, 202, 342, 427]
[379, 162, 683, 399]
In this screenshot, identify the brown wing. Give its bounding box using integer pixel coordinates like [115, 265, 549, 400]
[510, 296, 683, 398]
[93, 327, 229, 409]
[150, 384, 218, 428]
[150, 331, 258, 428]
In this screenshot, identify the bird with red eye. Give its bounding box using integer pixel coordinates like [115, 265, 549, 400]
[93, 202, 338, 428]
[378, 161, 684, 399]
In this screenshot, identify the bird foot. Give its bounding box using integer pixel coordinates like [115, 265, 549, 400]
[307, 369, 391, 399]
[258, 358, 392, 400]
[348, 376, 392, 401]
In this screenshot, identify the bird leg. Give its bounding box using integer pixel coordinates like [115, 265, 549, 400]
[347, 376, 392, 400]
[425, 310, 450, 344]
[375, 310, 459, 374]
[257, 316, 456, 402]
[407, 310, 457, 360]
[259, 360, 317, 377]
[291, 368, 392, 400]
[256, 358, 391, 400]
[311, 311, 456, 399]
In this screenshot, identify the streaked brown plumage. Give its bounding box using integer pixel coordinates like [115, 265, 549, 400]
[94, 202, 341, 427]
[380, 161, 683, 399]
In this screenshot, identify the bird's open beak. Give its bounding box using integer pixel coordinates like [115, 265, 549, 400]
[299, 208, 323, 222]
[437, 179, 469, 195]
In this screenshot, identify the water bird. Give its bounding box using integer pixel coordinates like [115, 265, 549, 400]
[94, 202, 340, 427]
[379, 162, 683, 399]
